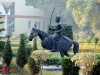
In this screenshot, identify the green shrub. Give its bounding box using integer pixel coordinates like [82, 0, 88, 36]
[44, 58, 59, 65]
[3, 35, 13, 67]
[28, 57, 40, 75]
[47, 24, 73, 40]
[95, 54, 100, 59]
[0, 52, 3, 57]
[0, 41, 5, 52]
[26, 48, 32, 57]
[16, 34, 28, 70]
[13, 51, 17, 57]
[60, 57, 79, 75]
[26, 43, 32, 57]
[91, 60, 100, 75]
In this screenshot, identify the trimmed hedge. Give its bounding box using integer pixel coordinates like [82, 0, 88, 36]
[44, 58, 60, 65]
[60, 57, 79, 75]
[91, 60, 100, 75]
[47, 24, 73, 40]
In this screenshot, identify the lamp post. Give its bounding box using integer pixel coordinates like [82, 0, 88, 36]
[1, 1, 13, 37]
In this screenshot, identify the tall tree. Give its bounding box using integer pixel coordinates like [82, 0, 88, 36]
[16, 34, 28, 75]
[3, 35, 13, 74]
[32, 33, 38, 51]
[26, 0, 79, 32]
[0, 12, 5, 34]
[28, 32, 39, 75]
[66, 0, 100, 33]
[93, 37, 99, 51]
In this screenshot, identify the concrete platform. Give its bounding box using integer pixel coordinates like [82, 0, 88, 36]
[42, 65, 62, 71]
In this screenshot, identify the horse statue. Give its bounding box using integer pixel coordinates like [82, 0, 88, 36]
[28, 28, 79, 58]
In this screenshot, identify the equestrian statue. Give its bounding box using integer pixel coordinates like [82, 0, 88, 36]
[29, 15, 79, 57]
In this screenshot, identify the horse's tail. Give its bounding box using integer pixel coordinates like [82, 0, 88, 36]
[72, 41, 79, 54]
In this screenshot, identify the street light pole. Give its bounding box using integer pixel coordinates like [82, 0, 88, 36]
[1, 1, 13, 37]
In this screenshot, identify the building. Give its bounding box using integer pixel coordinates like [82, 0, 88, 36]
[0, 0, 46, 37]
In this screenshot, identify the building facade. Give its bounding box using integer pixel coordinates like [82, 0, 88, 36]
[0, 0, 46, 37]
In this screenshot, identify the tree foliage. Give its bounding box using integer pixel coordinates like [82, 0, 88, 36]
[26, 0, 78, 31]
[32, 33, 38, 51]
[93, 36, 99, 50]
[92, 60, 100, 75]
[0, 12, 5, 33]
[71, 52, 96, 75]
[48, 24, 73, 40]
[93, 37, 99, 45]
[16, 34, 28, 69]
[28, 33, 39, 75]
[66, 0, 100, 33]
[28, 57, 40, 75]
[0, 41, 5, 52]
[3, 35, 13, 66]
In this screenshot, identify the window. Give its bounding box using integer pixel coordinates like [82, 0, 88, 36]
[38, 22, 41, 29]
[34, 22, 37, 28]
[7, 2, 15, 32]
[28, 21, 31, 29]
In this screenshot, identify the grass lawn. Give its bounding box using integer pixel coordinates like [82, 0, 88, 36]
[7, 70, 54, 75]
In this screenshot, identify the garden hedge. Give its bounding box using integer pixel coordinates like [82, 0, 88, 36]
[60, 57, 79, 75]
[47, 24, 73, 40]
[91, 60, 100, 75]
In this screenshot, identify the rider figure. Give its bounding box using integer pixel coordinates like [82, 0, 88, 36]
[49, 15, 65, 52]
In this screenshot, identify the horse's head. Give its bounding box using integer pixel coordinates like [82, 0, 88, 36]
[28, 28, 36, 41]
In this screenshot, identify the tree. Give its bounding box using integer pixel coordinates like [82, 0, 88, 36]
[66, 0, 100, 33]
[28, 57, 40, 75]
[16, 34, 28, 75]
[28, 33, 39, 75]
[92, 37, 99, 51]
[31, 50, 50, 75]
[32, 33, 38, 51]
[86, 36, 92, 48]
[0, 12, 5, 38]
[26, 0, 79, 33]
[3, 35, 13, 74]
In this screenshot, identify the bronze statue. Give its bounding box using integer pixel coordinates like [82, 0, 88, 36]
[29, 15, 79, 57]
[48, 15, 65, 52]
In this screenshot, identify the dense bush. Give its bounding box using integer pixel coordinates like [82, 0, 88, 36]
[91, 60, 100, 75]
[47, 24, 73, 40]
[16, 34, 28, 75]
[3, 35, 13, 67]
[95, 54, 100, 59]
[44, 58, 60, 65]
[26, 44, 32, 57]
[0, 41, 5, 52]
[60, 57, 79, 75]
[12, 44, 32, 57]
[28, 57, 40, 75]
